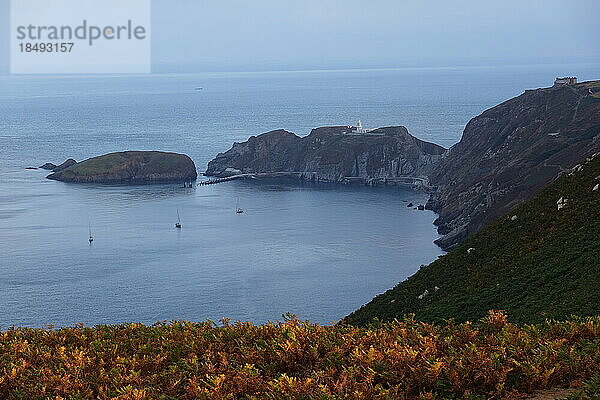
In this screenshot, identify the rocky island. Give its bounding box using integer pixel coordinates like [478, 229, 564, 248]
[46, 151, 197, 184]
[206, 125, 446, 189]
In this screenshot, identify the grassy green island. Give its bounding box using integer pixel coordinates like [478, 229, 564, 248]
[46, 151, 198, 184]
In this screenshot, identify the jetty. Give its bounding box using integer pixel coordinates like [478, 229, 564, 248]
[198, 172, 304, 185]
[198, 174, 251, 185]
[198, 172, 432, 190]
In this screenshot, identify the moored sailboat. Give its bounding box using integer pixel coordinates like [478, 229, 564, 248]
[88, 223, 94, 243]
[175, 209, 182, 228]
[236, 198, 244, 214]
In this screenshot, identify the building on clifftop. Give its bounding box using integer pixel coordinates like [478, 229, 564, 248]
[350, 120, 374, 134]
[554, 77, 577, 86]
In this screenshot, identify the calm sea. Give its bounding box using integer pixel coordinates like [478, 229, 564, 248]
[0, 63, 598, 327]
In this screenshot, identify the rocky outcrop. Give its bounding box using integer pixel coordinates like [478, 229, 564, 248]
[46, 151, 197, 184]
[39, 159, 77, 172]
[206, 126, 446, 187]
[427, 80, 600, 249]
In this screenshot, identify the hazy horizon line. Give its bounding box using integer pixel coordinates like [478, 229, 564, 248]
[3, 58, 600, 78]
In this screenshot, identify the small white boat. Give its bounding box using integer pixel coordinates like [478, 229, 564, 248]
[235, 198, 244, 214]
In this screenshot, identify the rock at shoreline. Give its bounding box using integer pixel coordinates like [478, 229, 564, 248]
[39, 163, 57, 170]
[206, 126, 446, 187]
[46, 151, 197, 184]
[40, 159, 77, 172]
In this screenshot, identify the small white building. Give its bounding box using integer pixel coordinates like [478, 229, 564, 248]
[351, 120, 373, 134]
[554, 77, 577, 86]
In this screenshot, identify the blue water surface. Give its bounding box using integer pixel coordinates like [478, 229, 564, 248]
[0, 63, 597, 326]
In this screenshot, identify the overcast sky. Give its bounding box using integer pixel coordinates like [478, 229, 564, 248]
[150, 0, 600, 71]
[1, 0, 599, 73]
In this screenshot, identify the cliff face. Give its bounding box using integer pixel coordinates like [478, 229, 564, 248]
[428, 81, 600, 249]
[206, 126, 446, 186]
[207, 130, 305, 177]
[47, 151, 197, 184]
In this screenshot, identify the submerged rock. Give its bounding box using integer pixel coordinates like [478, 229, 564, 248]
[46, 151, 197, 184]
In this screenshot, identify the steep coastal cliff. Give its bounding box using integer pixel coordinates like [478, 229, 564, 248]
[46, 151, 198, 184]
[206, 126, 446, 187]
[428, 80, 600, 249]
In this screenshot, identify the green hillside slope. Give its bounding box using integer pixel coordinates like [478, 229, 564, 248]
[345, 153, 600, 325]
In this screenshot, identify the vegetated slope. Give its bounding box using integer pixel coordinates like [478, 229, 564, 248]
[345, 153, 600, 326]
[205, 126, 445, 184]
[1, 313, 599, 399]
[46, 151, 198, 184]
[428, 80, 600, 250]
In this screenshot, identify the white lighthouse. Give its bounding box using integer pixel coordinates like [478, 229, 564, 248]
[351, 120, 371, 134]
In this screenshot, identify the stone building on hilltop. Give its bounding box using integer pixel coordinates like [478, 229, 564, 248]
[554, 77, 577, 86]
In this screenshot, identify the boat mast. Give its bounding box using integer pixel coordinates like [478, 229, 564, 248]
[175, 209, 182, 228]
[236, 197, 244, 213]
